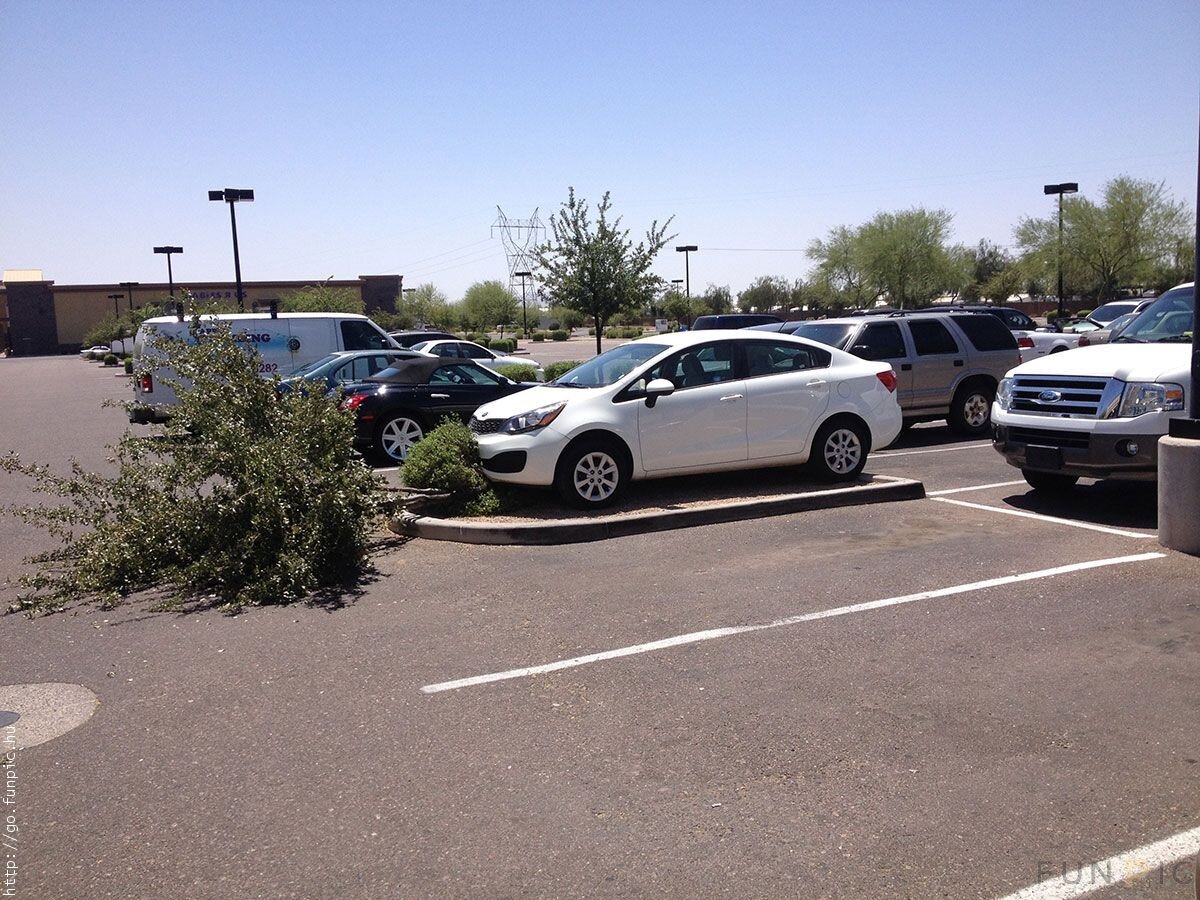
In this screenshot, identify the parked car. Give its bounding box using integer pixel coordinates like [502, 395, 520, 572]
[784, 311, 1020, 434]
[469, 331, 902, 508]
[1077, 299, 1156, 347]
[388, 329, 456, 348]
[276, 349, 422, 394]
[691, 313, 782, 330]
[129, 312, 400, 423]
[1087, 300, 1141, 327]
[411, 339, 544, 379]
[339, 357, 534, 463]
[992, 282, 1194, 490]
[81, 345, 112, 358]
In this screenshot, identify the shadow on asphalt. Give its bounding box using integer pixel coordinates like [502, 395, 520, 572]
[886, 424, 985, 450]
[997, 479, 1157, 531]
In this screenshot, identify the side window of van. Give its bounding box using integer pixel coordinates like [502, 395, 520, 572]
[341, 320, 390, 351]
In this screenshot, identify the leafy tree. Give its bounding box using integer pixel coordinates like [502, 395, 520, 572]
[695, 284, 733, 316]
[660, 289, 694, 326]
[807, 225, 872, 308]
[280, 283, 364, 314]
[547, 305, 585, 330]
[737, 276, 793, 313]
[1015, 176, 1192, 301]
[536, 188, 674, 354]
[461, 281, 518, 332]
[400, 282, 449, 327]
[855, 207, 965, 308]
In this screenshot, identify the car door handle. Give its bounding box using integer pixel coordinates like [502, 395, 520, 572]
[954, 360, 964, 367]
[805, 380, 827, 387]
[430, 393, 450, 399]
[900, 364, 912, 371]
[719, 393, 744, 401]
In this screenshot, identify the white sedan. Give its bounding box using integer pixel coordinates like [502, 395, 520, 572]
[411, 339, 544, 380]
[469, 331, 902, 507]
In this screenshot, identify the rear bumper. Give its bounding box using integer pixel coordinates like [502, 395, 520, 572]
[992, 423, 1161, 480]
[128, 405, 170, 424]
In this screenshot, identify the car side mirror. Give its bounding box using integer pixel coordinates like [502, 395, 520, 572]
[644, 377, 676, 409]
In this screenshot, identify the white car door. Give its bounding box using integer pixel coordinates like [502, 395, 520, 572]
[636, 342, 748, 472]
[741, 340, 831, 460]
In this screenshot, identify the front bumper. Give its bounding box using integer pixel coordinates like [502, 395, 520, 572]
[991, 422, 1164, 481]
[476, 426, 568, 487]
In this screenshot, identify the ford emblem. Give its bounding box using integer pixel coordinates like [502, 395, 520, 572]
[1038, 389, 1063, 403]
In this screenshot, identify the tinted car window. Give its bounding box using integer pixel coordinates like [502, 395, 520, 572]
[949, 315, 1017, 351]
[430, 363, 503, 385]
[1001, 309, 1035, 329]
[853, 322, 907, 360]
[908, 319, 959, 355]
[744, 340, 831, 377]
[794, 323, 855, 348]
[463, 343, 493, 359]
[341, 320, 391, 351]
[645, 343, 739, 389]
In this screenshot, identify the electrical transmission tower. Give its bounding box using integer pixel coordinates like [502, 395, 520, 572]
[491, 207, 545, 302]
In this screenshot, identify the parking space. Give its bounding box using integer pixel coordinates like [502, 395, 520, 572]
[3, 357, 1198, 898]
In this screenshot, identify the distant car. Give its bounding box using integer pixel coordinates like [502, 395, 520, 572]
[388, 329, 456, 348]
[1087, 300, 1141, 327]
[1077, 300, 1156, 347]
[277, 349, 422, 394]
[412, 339, 544, 380]
[470, 331, 902, 508]
[81, 345, 112, 357]
[339, 357, 535, 463]
[691, 314, 782, 330]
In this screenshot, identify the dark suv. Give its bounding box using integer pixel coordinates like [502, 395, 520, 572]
[692, 314, 781, 330]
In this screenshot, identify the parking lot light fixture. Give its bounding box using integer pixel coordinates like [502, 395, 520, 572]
[119, 281, 140, 313]
[153, 246, 183, 298]
[1042, 183, 1078, 322]
[107, 293, 123, 318]
[209, 188, 255, 311]
[675, 245, 698, 297]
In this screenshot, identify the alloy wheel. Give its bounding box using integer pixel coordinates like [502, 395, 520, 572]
[963, 393, 990, 428]
[572, 451, 619, 502]
[381, 417, 424, 461]
[823, 428, 863, 475]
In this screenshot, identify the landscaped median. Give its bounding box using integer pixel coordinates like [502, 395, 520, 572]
[388, 471, 925, 545]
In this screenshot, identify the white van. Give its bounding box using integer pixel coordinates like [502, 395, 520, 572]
[129, 312, 400, 422]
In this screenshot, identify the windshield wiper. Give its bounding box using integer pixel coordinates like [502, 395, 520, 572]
[1151, 335, 1193, 343]
[1112, 336, 1144, 343]
[549, 380, 590, 388]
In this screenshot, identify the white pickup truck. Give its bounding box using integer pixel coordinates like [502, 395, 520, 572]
[992, 283, 1194, 490]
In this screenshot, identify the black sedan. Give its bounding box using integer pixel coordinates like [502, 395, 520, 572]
[339, 357, 534, 463]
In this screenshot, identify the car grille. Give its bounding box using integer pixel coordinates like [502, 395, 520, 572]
[1006, 426, 1091, 450]
[469, 416, 502, 435]
[1010, 376, 1115, 418]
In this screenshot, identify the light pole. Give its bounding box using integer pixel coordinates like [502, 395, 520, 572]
[675, 245, 698, 297]
[1042, 183, 1078, 322]
[514, 270, 532, 337]
[208, 188, 254, 311]
[120, 281, 139, 313]
[153, 246, 183, 297]
[107, 293, 123, 318]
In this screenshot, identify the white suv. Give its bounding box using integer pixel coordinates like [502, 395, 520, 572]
[992, 282, 1194, 490]
[469, 331, 902, 507]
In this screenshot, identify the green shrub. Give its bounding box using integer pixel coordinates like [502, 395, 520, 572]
[103, 353, 118, 366]
[124, 358, 134, 374]
[490, 339, 517, 353]
[1046, 310, 1060, 321]
[547, 321, 561, 331]
[492, 363, 539, 382]
[543, 360, 584, 382]
[550, 330, 570, 341]
[587, 327, 596, 336]
[1076, 308, 1093, 318]
[401, 419, 500, 516]
[1, 318, 384, 615]
[531, 332, 546, 342]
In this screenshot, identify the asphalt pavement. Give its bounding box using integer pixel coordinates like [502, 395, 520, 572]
[1, 355, 1197, 899]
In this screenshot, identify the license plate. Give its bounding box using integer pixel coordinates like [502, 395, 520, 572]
[1025, 445, 1063, 470]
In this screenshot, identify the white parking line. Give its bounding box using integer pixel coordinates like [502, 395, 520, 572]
[994, 823, 1200, 900]
[421, 552, 1164, 694]
[927, 480, 1027, 496]
[930, 497, 1154, 539]
[875, 441, 992, 458]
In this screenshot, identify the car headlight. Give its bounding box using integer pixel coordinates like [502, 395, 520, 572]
[500, 402, 566, 434]
[1117, 382, 1184, 417]
[996, 377, 1014, 410]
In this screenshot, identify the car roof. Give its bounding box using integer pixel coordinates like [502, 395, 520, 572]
[143, 312, 371, 324]
[363, 356, 464, 385]
[620, 330, 835, 349]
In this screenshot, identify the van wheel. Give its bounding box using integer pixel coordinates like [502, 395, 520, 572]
[949, 383, 994, 435]
[809, 419, 869, 481]
[376, 414, 425, 463]
[1022, 469, 1078, 493]
[555, 438, 628, 508]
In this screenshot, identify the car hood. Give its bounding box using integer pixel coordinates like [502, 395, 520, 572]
[472, 385, 593, 421]
[1007, 343, 1193, 383]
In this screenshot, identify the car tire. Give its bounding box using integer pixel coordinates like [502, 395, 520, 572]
[1022, 469, 1079, 493]
[375, 413, 426, 464]
[554, 437, 628, 509]
[948, 383, 994, 436]
[809, 418, 869, 482]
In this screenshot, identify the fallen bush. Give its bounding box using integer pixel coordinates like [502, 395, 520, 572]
[1, 318, 385, 615]
[401, 419, 499, 516]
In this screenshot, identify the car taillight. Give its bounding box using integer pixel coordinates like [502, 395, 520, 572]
[1017, 336, 1035, 349]
[140, 373, 153, 393]
[339, 393, 370, 413]
[876, 370, 898, 393]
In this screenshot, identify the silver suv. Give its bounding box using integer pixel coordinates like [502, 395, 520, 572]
[783, 312, 1021, 434]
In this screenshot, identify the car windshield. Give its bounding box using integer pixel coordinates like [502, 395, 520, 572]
[1090, 302, 1136, 324]
[793, 323, 855, 348]
[287, 353, 341, 376]
[552, 342, 668, 387]
[1115, 286, 1195, 343]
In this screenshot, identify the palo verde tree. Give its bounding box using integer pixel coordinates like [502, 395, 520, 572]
[536, 188, 674, 355]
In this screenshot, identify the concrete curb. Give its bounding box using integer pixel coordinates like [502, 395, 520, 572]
[388, 475, 926, 545]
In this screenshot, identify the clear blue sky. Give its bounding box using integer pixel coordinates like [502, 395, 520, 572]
[3, 0, 1197, 299]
